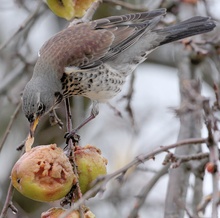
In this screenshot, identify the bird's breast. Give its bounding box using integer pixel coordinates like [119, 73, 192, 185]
[60, 64, 126, 101]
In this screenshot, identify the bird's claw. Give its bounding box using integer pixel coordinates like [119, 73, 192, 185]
[64, 131, 80, 145]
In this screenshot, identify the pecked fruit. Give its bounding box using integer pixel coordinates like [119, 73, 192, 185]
[73, 0, 98, 17]
[46, 0, 98, 20]
[41, 207, 95, 218]
[74, 145, 107, 194]
[11, 144, 77, 202]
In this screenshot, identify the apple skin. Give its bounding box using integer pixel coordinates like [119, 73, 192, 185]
[11, 144, 77, 202]
[41, 207, 95, 218]
[74, 145, 107, 194]
[46, 0, 97, 20]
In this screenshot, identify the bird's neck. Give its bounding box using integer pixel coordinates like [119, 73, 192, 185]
[32, 58, 62, 92]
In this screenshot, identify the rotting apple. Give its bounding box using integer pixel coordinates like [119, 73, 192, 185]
[41, 206, 95, 218]
[74, 145, 107, 195]
[11, 144, 77, 202]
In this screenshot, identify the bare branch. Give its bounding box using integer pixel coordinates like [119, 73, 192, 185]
[163, 152, 209, 168]
[64, 98, 83, 201]
[0, 63, 26, 95]
[164, 48, 203, 217]
[103, 0, 149, 12]
[0, 182, 15, 218]
[107, 102, 123, 118]
[203, 99, 220, 218]
[197, 192, 220, 214]
[0, 0, 43, 51]
[68, 0, 101, 26]
[122, 71, 136, 126]
[128, 165, 169, 218]
[0, 101, 22, 152]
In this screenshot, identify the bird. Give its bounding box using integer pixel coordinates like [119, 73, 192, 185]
[22, 8, 215, 138]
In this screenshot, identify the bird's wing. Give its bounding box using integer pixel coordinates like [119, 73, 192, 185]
[39, 9, 166, 70]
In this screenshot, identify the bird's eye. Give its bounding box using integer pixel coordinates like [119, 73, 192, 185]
[37, 103, 44, 112]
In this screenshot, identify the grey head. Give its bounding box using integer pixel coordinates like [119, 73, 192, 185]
[22, 77, 63, 135]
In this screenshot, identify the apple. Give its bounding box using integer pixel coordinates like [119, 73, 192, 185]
[74, 145, 107, 194]
[11, 144, 77, 202]
[41, 207, 95, 218]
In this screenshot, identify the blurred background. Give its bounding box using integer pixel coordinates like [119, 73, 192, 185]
[0, 0, 220, 217]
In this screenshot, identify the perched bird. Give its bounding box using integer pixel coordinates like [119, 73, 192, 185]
[22, 8, 215, 137]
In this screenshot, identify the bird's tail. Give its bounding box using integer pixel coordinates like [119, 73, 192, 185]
[157, 16, 216, 45]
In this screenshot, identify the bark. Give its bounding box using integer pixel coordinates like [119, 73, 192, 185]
[164, 55, 203, 218]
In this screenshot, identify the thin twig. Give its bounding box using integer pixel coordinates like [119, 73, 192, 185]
[0, 145, 25, 218]
[64, 98, 83, 216]
[162, 152, 209, 168]
[128, 165, 170, 218]
[136, 166, 159, 173]
[107, 102, 123, 118]
[103, 0, 149, 11]
[0, 63, 26, 95]
[197, 192, 220, 214]
[203, 99, 220, 218]
[81, 0, 101, 22]
[213, 83, 220, 110]
[65, 98, 82, 196]
[0, 182, 15, 218]
[0, 0, 43, 51]
[60, 137, 207, 218]
[68, 0, 101, 26]
[0, 101, 22, 152]
[123, 71, 135, 126]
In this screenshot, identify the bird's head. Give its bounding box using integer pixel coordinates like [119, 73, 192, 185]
[22, 79, 63, 137]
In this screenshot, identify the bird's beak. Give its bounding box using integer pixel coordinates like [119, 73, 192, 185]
[30, 117, 39, 137]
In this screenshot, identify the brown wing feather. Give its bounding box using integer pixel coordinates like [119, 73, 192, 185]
[39, 9, 166, 71]
[39, 24, 114, 69]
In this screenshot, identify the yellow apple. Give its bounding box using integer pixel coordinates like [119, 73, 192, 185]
[75, 145, 107, 194]
[46, 0, 97, 20]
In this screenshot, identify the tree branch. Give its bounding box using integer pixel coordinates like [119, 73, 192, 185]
[0, 101, 22, 151]
[128, 165, 170, 218]
[0, 182, 15, 218]
[60, 137, 206, 218]
[103, 0, 149, 12]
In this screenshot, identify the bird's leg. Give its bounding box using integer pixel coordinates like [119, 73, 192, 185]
[49, 109, 63, 129]
[65, 101, 99, 143]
